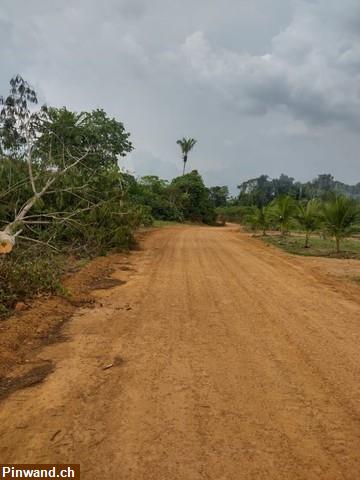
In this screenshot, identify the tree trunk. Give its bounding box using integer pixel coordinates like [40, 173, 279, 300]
[182, 155, 187, 175]
[336, 237, 340, 253]
[0, 231, 15, 254]
[305, 232, 309, 248]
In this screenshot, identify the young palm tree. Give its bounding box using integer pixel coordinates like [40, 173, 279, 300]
[245, 205, 271, 236]
[295, 199, 320, 248]
[321, 196, 360, 253]
[176, 137, 197, 175]
[270, 195, 297, 236]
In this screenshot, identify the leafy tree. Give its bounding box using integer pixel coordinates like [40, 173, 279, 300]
[209, 186, 229, 207]
[36, 107, 133, 170]
[270, 195, 297, 235]
[176, 137, 197, 175]
[321, 196, 360, 253]
[272, 174, 300, 198]
[131, 176, 183, 221]
[237, 175, 274, 207]
[0, 74, 42, 154]
[333, 181, 360, 199]
[295, 199, 321, 247]
[302, 174, 335, 200]
[171, 170, 215, 224]
[314, 174, 335, 197]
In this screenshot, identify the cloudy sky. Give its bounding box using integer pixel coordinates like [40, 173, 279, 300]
[1, 0, 359, 191]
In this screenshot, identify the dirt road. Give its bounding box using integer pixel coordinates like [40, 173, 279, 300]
[1, 225, 360, 479]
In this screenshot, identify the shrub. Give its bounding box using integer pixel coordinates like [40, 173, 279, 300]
[0, 246, 65, 314]
[215, 206, 248, 224]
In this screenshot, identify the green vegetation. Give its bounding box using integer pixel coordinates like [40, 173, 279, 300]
[152, 220, 183, 228]
[215, 206, 247, 224]
[244, 206, 271, 236]
[295, 199, 321, 248]
[0, 76, 217, 313]
[1, 74, 359, 313]
[170, 171, 216, 224]
[321, 196, 360, 253]
[219, 173, 360, 256]
[263, 235, 360, 259]
[241, 196, 360, 257]
[270, 196, 297, 236]
[0, 247, 66, 314]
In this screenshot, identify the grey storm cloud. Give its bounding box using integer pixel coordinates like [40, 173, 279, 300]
[0, 0, 359, 190]
[166, 1, 360, 129]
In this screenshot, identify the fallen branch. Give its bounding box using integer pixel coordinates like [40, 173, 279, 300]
[0, 150, 90, 253]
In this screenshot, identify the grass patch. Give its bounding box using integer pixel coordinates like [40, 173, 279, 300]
[152, 220, 185, 228]
[262, 234, 360, 259]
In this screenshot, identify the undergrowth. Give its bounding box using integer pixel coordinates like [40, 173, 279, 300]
[0, 246, 66, 316]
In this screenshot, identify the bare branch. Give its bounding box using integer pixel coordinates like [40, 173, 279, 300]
[25, 127, 37, 196]
[60, 150, 90, 176]
[16, 235, 60, 252]
[0, 177, 31, 200]
[1, 147, 91, 249]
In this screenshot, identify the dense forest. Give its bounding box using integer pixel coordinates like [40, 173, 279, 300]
[0, 75, 359, 313]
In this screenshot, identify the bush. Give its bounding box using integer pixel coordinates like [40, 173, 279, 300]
[0, 247, 65, 314]
[215, 206, 248, 223]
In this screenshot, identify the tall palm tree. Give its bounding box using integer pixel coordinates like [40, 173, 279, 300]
[295, 199, 320, 248]
[321, 195, 360, 253]
[176, 137, 197, 175]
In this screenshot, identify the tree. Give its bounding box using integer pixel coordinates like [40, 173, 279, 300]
[272, 174, 298, 198]
[0, 75, 53, 252]
[0, 74, 40, 154]
[303, 174, 335, 200]
[270, 195, 297, 235]
[245, 205, 271, 236]
[321, 196, 360, 253]
[176, 137, 197, 175]
[35, 107, 133, 170]
[171, 170, 215, 224]
[237, 175, 274, 207]
[295, 199, 320, 247]
[209, 186, 229, 207]
[0, 76, 134, 254]
[132, 176, 183, 221]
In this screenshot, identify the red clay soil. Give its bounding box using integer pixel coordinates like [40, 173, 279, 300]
[0, 225, 360, 480]
[0, 253, 131, 391]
